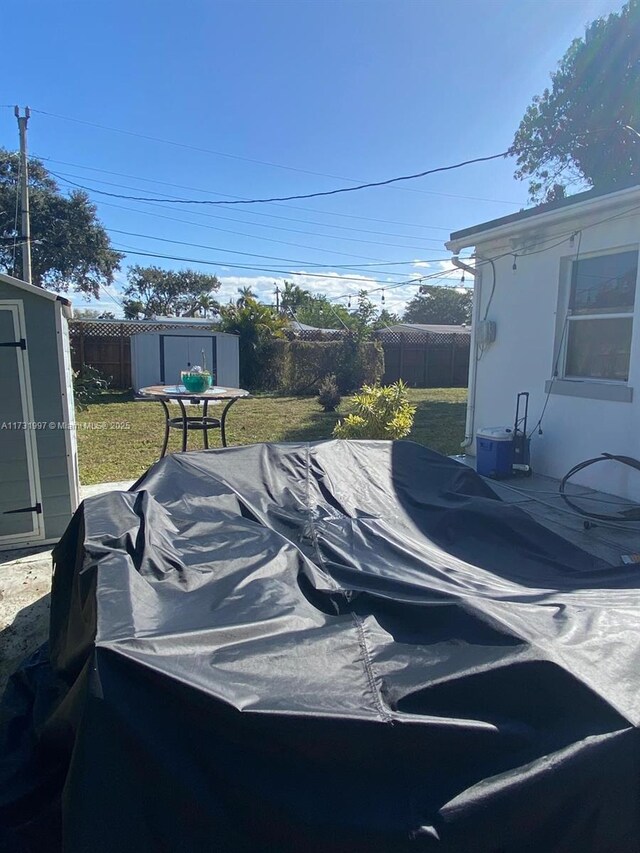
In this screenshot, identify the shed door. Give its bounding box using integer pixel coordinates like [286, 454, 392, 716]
[160, 335, 217, 385]
[0, 303, 43, 543]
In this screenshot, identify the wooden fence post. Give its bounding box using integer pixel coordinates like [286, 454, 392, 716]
[450, 340, 457, 386]
[119, 324, 125, 388]
[423, 335, 429, 387]
[78, 323, 85, 374]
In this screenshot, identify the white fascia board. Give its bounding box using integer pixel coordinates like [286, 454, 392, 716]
[445, 185, 640, 255]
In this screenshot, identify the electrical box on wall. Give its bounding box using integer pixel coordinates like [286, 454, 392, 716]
[477, 320, 497, 346]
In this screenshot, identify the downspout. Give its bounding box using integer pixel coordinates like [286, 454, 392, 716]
[451, 255, 481, 449]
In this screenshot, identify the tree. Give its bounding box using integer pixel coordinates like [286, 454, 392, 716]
[510, 0, 640, 202]
[0, 149, 123, 295]
[403, 286, 472, 325]
[351, 290, 378, 336]
[122, 266, 220, 318]
[218, 295, 287, 388]
[279, 281, 309, 314]
[295, 294, 352, 329]
[73, 308, 116, 320]
[236, 285, 256, 307]
[372, 308, 400, 330]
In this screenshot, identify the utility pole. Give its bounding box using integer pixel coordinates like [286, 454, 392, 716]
[15, 106, 32, 284]
[274, 284, 280, 313]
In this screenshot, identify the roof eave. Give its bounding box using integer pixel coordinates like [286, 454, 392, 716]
[446, 184, 640, 255]
[0, 270, 73, 305]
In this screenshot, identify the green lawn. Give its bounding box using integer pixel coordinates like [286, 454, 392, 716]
[76, 388, 468, 484]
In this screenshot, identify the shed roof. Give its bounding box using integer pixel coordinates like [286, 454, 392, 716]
[0, 271, 72, 313]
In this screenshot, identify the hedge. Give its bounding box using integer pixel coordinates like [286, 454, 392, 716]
[252, 338, 289, 391]
[248, 337, 384, 394]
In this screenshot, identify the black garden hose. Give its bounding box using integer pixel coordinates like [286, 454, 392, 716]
[560, 453, 640, 522]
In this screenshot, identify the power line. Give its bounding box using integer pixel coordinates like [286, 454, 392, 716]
[95, 196, 471, 275]
[110, 243, 438, 288]
[105, 227, 449, 278]
[30, 108, 412, 183]
[50, 151, 510, 207]
[326, 268, 471, 303]
[30, 108, 520, 205]
[96, 197, 394, 264]
[111, 244, 378, 282]
[48, 167, 451, 242]
[89, 195, 416, 265]
[111, 243, 474, 307]
[51, 171, 447, 250]
[101, 284, 125, 310]
[34, 156, 465, 227]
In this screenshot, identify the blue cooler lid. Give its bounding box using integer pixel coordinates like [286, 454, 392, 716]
[476, 427, 513, 442]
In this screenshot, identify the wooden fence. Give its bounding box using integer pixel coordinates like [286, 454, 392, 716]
[69, 321, 471, 390]
[69, 320, 215, 388]
[375, 329, 470, 388]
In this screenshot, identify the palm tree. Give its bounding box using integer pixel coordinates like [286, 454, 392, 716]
[197, 293, 219, 318]
[280, 281, 308, 315]
[236, 285, 255, 307]
[218, 297, 287, 387]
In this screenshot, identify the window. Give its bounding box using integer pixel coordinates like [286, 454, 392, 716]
[564, 250, 638, 382]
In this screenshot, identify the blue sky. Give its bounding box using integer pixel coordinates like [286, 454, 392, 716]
[2, 0, 624, 316]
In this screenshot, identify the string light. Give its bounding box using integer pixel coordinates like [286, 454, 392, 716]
[381, 288, 386, 304]
[512, 254, 518, 271]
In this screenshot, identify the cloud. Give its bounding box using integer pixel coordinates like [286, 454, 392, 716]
[70, 265, 445, 320]
[216, 270, 422, 318]
[412, 260, 431, 269]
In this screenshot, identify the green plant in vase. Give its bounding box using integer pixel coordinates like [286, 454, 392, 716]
[181, 348, 214, 393]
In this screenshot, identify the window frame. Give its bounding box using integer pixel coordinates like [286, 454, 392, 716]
[560, 247, 639, 386]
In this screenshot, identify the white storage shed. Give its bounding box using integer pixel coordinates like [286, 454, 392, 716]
[130, 328, 240, 392]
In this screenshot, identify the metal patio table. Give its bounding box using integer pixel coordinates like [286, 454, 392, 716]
[137, 384, 251, 457]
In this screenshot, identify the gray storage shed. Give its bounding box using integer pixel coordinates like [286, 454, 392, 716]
[130, 328, 240, 392]
[0, 272, 79, 550]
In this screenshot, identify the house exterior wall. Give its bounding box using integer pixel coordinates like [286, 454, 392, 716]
[0, 280, 76, 542]
[469, 207, 640, 501]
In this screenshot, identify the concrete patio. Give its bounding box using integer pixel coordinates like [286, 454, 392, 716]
[0, 481, 134, 696]
[2, 468, 640, 698]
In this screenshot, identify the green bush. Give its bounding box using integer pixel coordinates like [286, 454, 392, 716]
[334, 381, 416, 440]
[73, 364, 110, 411]
[218, 297, 287, 390]
[317, 374, 341, 412]
[280, 338, 384, 395]
[337, 336, 384, 393]
[253, 338, 289, 391]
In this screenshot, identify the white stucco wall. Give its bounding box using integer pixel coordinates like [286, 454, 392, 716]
[464, 199, 640, 501]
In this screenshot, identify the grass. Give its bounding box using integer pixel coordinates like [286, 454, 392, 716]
[75, 387, 468, 485]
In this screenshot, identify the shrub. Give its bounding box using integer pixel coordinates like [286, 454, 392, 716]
[253, 338, 288, 391]
[317, 374, 341, 412]
[73, 364, 110, 410]
[218, 297, 287, 390]
[281, 338, 384, 395]
[333, 381, 416, 440]
[338, 336, 384, 393]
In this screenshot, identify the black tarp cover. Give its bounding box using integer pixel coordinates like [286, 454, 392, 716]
[2, 440, 640, 852]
